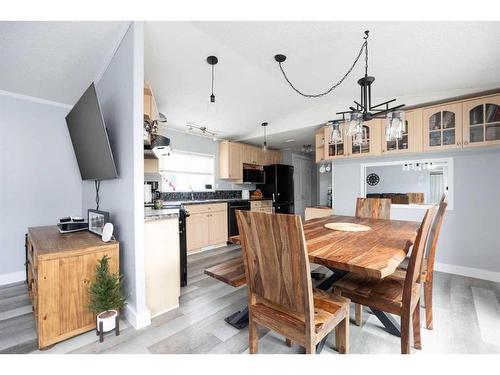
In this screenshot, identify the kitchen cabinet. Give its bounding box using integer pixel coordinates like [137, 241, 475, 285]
[219, 141, 282, 180]
[186, 203, 228, 253]
[382, 109, 423, 154]
[346, 119, 383, 157]
[423, 102, 463, 151]
[462, 94, 500, 148]
[315, 127, 326, 163]
[144, 83, 159, 122]
[324, 126, 347, 160]
[219, 141, 243, 180]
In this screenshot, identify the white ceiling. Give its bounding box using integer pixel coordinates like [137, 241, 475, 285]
[145, 21, 500, 145]
[0, 21, 127, 105]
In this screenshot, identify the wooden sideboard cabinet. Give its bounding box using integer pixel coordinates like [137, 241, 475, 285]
[26, 226, 119, 349]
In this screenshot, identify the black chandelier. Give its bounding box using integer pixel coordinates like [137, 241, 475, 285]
[274, 31, 406, 145]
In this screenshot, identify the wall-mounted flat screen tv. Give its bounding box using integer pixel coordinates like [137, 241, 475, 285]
[66, 83, 118, 180]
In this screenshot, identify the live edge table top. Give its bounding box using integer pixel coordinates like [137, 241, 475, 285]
[228, 215, 420, 279]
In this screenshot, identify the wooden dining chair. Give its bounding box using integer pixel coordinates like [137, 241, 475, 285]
[355, 197, 392, 220]
[395, 194, 447, 330]
[332, 205, 437, 354]
[353, 197, 392, 325]
[236, 210, 350, 354]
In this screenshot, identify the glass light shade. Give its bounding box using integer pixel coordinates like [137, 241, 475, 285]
[325, 163, 331, 172]
[319, 163, 326, 173]
[345, 112, 363, 136]
[329, 122, 343, 144]
[386, 111, 405, 141]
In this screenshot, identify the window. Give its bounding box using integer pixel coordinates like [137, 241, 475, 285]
[159, 150, 215, 192]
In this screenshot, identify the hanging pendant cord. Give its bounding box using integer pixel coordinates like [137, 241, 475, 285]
[277, 31, 369, 98]
[211, 65, 214, 96]
[95, 180, 100, 211]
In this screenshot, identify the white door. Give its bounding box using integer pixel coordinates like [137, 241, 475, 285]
[292, 154, 313, 218]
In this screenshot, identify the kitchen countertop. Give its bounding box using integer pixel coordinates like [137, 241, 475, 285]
[145, 197, 272, 208]
[144, 207, 179, 221]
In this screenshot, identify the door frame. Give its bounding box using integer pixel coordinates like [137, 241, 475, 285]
[291, 153, 314, 217]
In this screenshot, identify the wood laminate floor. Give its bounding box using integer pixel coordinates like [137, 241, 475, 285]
[1, 245, 499, 354]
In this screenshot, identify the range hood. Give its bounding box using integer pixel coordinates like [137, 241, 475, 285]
[144, 134, 171, 159]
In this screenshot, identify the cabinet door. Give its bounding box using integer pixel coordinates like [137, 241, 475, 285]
[228, 142, 243, 180]
[208, 211, 228, 245]
[186, 213, 209, 252]
[381, 109, 423, 154]
[462, 95, 500, 148]
[346, 120, 382, 158]
[315, 128, 326, 163]
[423, 103, 463, 151]
[324, 126, 346, 160]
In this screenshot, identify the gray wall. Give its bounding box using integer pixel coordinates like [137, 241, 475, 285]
[318, 167, 332, 206]
[81, 23, 148, 327]
[164, 129, 256, 191]
[0, 95, 82, 281]
[366, 165, 429, 196]
[333, 147, 500, 276]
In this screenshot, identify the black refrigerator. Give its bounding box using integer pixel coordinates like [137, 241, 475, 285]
[257, 164, 294, 214]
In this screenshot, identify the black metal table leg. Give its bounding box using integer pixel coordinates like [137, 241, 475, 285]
[224, 306, 249, 329]
[315, 334, 329, 354]
[316, 269, 348, 291]
[369, 308, 401, 337]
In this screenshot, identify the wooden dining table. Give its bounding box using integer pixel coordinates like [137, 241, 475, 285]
[205, 214, 420, 338]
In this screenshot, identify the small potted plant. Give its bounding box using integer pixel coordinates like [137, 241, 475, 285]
[88, 255, 127, 341]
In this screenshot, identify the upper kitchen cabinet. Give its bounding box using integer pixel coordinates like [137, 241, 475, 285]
[423, 102, 463, 151]
[346, 119, 383, 158]
[263, 149, 282, 165]
[382, 109, 423, 154]
[144, 83, 159, 122]
[324, 126, 346, 160]
[219, 141, 243, 180]
[315, 127, 326, 163]
[242, 144, 262, 165]
[462, 94, 500, 148]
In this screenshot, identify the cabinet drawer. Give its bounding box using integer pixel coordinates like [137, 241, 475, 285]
[185, 203, 227, 214]
[251, 200, 272, 210]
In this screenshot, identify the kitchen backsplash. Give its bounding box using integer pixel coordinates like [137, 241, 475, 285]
[161, 190, 242, 201]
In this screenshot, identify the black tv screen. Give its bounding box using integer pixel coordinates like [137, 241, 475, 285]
[66, 83, 118, 180]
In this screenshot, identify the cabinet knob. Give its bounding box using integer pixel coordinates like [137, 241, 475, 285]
[457, 142, 462, 146]
[464, 141, 469, 145]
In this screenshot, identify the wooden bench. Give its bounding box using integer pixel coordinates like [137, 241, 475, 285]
[204, 257, 246, 288]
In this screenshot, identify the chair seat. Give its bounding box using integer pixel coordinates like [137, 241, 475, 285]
[252, 289, 349, 336]
[396, 258, 428, 280]
[332, 273, 420, 315]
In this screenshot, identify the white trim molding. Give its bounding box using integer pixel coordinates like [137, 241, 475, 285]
[0, 89, 71, 109]
[435, 262, 500, 283]
[0, 271, 25, 286]
[124, 304, 151, 329]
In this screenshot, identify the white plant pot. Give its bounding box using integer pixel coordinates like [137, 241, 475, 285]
[96, 310, 118, 333]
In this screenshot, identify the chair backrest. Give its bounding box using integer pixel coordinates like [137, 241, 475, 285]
[424, 194, 448, 275]
[355, 198, 391, 220]
[402, 205, 438, 310]
[236, 210, 314, 322]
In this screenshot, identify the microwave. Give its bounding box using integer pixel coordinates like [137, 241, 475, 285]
[243, 168, 265, 184]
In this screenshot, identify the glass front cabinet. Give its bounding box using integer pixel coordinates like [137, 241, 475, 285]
[346, 119, 383, 158]
[324, 126, 346, 160]
[423, 102, 463, 151]
[381, 109, 423, 154]
[462, 95, 500, 148]
[315, 127, 326, 163]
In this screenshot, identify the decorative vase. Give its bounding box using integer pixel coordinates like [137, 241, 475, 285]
[96, 309, 118, 333]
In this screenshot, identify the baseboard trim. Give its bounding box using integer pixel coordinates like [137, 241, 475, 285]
[435, 262, 500, 283]
[123, 304, 151, 329]
[0, 271, 25, 286]
[150, 304, 179, 319]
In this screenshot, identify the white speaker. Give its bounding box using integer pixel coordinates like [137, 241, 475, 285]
[102, 223, 114, 242]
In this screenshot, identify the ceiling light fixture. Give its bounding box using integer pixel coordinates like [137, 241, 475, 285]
[302, 144, 313, 153]
[274, 31, 405, 144]
[186, 122, 218, 142]
[207, 55, 218, 102]
[261, 122, 268, 151]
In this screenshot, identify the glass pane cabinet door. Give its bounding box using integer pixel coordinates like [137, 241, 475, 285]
[463, 96, 500, 147]
[424, 104, 462, 150]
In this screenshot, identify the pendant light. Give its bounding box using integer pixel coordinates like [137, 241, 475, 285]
[274, 31, 405, 143]
[261, 122, 268, 151]
[206, 56, 218, 118]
